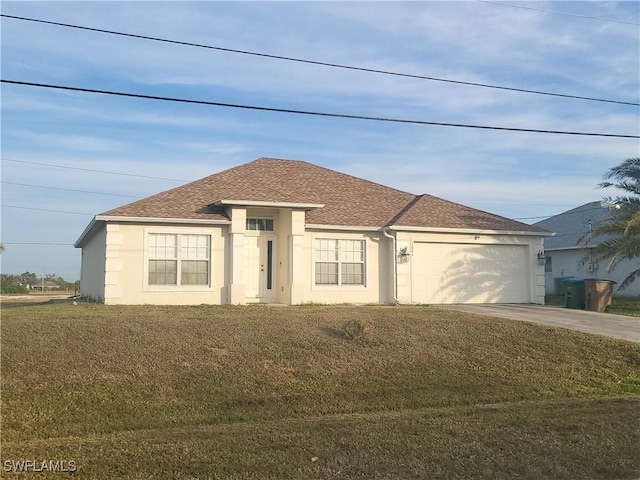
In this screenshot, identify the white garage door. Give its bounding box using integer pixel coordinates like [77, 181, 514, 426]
[412, 243, 529, 304]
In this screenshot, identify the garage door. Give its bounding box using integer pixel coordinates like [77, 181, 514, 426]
[412, 243, 529, 304]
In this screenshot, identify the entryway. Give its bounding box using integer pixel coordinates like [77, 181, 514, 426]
[243, 235, 277, 303]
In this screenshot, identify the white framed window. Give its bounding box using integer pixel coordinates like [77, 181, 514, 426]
[148, 233, 210, 286]
[246, 218, 274, 231]
[314, 239, 365, 286]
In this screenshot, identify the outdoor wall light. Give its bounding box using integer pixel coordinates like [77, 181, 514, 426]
[537, 250, 546, 265]
[397, 247, 410, 264]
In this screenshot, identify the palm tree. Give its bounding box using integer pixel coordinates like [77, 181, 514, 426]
[587, 157, 640, 290]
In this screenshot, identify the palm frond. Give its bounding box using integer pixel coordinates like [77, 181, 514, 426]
[618, 268, 640, 291]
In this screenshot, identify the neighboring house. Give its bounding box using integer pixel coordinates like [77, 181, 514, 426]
[75, 158, 549, 305]
[534, 201, 639, 296]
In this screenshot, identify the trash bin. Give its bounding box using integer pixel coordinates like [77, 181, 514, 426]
[555, 277, 575, 295]
[583, 279, 617, 312]
[562, 278, 585, 309]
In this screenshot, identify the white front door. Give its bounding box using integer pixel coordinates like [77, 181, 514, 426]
[244, 236, 276, 302]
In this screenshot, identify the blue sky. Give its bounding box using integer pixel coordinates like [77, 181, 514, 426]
[1, 1, 639, 281]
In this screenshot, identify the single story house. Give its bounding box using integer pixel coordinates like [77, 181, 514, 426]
[534, 201, 639, 296]
[75, 157, 549, 305]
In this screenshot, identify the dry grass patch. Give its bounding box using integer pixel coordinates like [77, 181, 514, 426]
[2, 304, 640, 478]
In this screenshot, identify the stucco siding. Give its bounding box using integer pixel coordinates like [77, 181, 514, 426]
[544, 248, 640, 296]
[102, 223, 227, 305]
[80, 223, 106, 301]
[301, 229, 392, 304]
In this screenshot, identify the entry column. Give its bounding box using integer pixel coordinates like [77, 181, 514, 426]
[289, 209, 305, 304]
[227, 206, 246, 304]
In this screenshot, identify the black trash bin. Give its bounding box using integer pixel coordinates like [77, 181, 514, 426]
[562, 278, 585, 309]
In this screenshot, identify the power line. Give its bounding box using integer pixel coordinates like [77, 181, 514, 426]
[515, 204, 614, 221]
[1, 204, 94, 216]
[1, 13, 637, 107]
[479, 0, 640, 26]
[2, 242, 74, 246]
[3, 80, 638, 138]
[1, 157, 188, 182]
[0, 157, 617, 214]
[2, 181, 143, 198]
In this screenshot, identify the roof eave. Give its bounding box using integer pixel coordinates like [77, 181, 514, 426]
[95, 215, 231, 225]
[214, 199, 325, 210]
[75, 215, 232, 248]
[388, 225, 552, 236]
[306, 223, 383, 231]
[74, 217, 100, 248]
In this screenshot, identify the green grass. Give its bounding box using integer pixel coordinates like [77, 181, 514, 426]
[546, 294, 640, 316]
[2, 303, 640, 479]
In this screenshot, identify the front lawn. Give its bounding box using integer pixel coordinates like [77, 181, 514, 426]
[2, 303, 639, 479]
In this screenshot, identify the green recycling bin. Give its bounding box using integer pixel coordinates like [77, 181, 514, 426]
[562, 278, 585, 309]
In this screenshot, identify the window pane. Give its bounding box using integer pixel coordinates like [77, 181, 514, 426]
[341, 263, 364, 285]
[246, 218, 273, 231]
[315, 262, 338, 285]
[149, 234, 177, 259]
[315, 239, 338, 261]
[181, 235, 209, 259]
[149, 260, 177, 285]
[181, 260, 209, 285]
[340, 240, 364, 262]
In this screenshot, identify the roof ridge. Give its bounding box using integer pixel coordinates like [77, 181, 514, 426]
[254, 157, 416, 197]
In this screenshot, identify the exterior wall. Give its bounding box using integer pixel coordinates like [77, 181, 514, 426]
[80, 224, 106, 301]
[544, 248, 640, 296]
[80, 215, 545, 305]
[300, 229, 392, 304]
[102, 223, 227, 305]
[395, 231, 545, 305]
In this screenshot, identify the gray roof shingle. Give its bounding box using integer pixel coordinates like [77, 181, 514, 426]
[534, 201, 613, 249]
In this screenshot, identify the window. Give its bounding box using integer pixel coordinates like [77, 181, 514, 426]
[315, 239, 365, 286]
[246, 218, 273, 231]
[545, 255, 552, 273]
[148, 234, 210, 286]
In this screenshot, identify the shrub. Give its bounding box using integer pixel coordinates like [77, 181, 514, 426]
[342, 319, 367, 341]
[0, 284, 28, 294]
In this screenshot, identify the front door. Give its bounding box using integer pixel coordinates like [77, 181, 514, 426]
[244, 236, 276, 302]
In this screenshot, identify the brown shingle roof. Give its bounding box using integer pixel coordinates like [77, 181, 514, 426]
[394, 194, 545, 232]
[100, 157, 546, 233]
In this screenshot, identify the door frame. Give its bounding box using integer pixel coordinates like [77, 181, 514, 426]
[244, 233, 277, 303]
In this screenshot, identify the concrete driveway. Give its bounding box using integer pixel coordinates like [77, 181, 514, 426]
[441, 304, 640, 343]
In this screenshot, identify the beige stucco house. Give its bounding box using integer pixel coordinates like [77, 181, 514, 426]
[75, 157, 549, 305]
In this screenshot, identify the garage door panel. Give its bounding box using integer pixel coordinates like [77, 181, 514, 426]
[412, 243, 529, 304]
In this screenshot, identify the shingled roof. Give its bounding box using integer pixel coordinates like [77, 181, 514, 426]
[534, 201, 613, 249]
[100, 157, 546, 233]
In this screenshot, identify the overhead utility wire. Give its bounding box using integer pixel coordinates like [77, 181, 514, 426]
[1, 14, 637, 107]
[1, 204, 93, 216]
[2, 181, 143, 198]
[0, 158, 615, 213]
[1, 157, 188, 182]
[478, 0, 640, 26]
[3, 80, 638, 138]
[2, 242, 74, 246]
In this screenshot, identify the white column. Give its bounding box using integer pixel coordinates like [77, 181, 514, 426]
[288, 210, 306, 304]
[227, 207, 246, 304]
